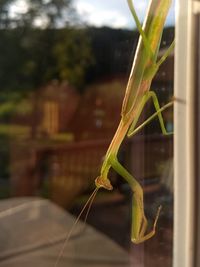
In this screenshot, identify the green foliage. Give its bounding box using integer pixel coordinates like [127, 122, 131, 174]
[52, 28, 94, 89]
[0, 27, 94, 93]
[0, 102, 16, 119]
[0, 0, 93, 93]
[0, 124, 29, 137]
[0, 91, 32, 120]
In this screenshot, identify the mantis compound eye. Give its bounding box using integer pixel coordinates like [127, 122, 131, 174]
[95, 176, 113, 191]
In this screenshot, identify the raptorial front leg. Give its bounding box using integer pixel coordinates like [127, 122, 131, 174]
[109, 155, 161, 243]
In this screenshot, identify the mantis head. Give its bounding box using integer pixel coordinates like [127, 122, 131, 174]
[95, 176, 113, 191]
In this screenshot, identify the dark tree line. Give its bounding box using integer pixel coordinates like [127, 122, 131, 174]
[0, 0, 93, 95]
[0, 27, 93, 93]
[0, 0, 174, 116]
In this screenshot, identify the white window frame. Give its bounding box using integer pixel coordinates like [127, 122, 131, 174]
[174, 0, 198, 266]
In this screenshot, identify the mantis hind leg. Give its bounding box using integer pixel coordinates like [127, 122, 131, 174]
[131, 181, 161, 244]
[127, 91, 173, 137]
[132, 201, 161, 244]
[148, 91, 173, 135]
[110, 155, 161, 243]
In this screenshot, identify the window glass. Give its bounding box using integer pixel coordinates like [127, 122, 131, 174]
[0, 1, 174, 266]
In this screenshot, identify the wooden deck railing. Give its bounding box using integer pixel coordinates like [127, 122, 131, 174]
[39, 135, 173, 207]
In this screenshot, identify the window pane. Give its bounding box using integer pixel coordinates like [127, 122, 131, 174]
[0, 1, 175, 266]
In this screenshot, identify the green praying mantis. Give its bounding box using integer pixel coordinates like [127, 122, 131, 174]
[55, 0, 174, 265]
[95, 0, 174, 244]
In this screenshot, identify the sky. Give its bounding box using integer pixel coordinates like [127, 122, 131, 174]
[74, 0, 175, 29]
[10, 0, 175, 29]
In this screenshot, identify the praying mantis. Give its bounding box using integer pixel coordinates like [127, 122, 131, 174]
[95, 0, 175, 244]
[55, 1, 174, 265]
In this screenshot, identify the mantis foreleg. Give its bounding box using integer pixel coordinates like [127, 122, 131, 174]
[109, 155, 161, 244]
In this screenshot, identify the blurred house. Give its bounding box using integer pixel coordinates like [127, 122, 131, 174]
[10, 81, 80, 197]
[37, 80, 80, 139]
[70, 76, 126, 141]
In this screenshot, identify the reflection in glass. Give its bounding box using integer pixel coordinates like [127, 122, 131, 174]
[0, 0, 174, 266]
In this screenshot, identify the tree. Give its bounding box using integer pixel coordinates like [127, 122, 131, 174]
[52, 28, 94, 89]
[0, 0, 94, 94]
[0, 0, 76, 29]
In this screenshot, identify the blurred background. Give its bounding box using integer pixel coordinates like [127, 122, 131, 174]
[0, 0, 174, 266]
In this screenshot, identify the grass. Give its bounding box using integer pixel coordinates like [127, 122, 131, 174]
[0, 124, 30, 138]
